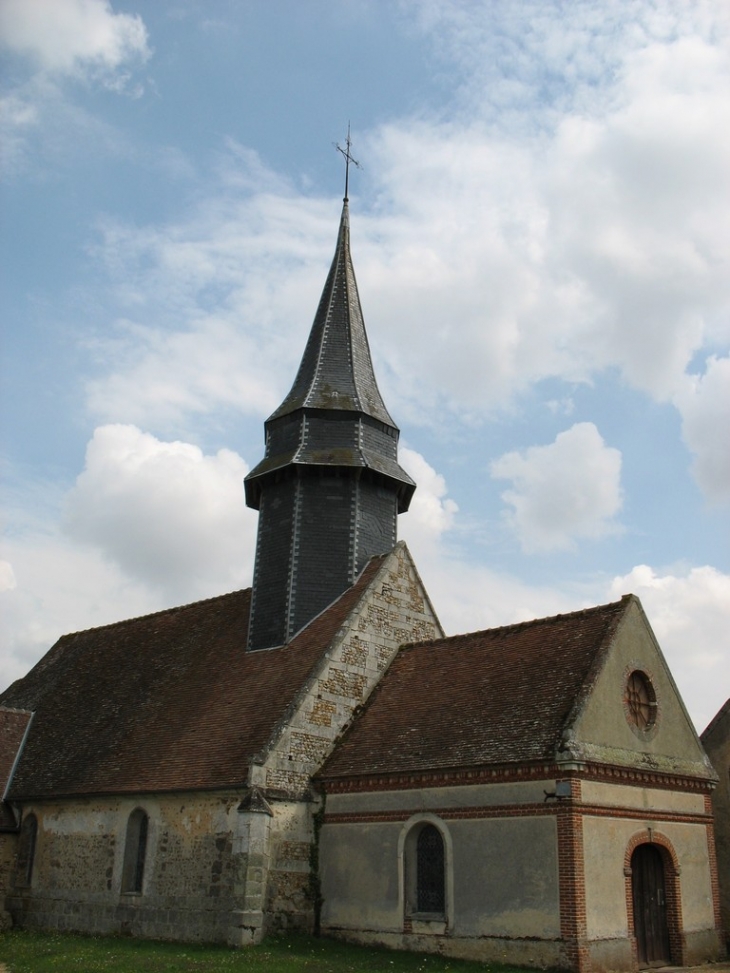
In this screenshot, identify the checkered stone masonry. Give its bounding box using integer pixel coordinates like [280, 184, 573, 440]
[261, 543, 442, 799]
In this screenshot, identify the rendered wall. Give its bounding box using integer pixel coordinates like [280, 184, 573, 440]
[319, 772, 723, 972]
[569, 601, 713, 780]
[319, 783, 562, 969]
[579, 781, 721, 970]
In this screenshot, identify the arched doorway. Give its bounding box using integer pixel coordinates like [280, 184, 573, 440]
[631, 844, 671, 967]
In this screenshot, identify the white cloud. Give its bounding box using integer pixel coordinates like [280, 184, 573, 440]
[399, 446, 458, 547]
[674, 356, 730, 503]
[0, 532, 160, 692]
[0, 0, 150, 176]
[80, 12, 730, 432]
[85, 184, 341, 431]
[0, 0, 150, 77]
[608, 564, 730, 732]
[491, 422, 623, 553]
[63, 425, 257, 598]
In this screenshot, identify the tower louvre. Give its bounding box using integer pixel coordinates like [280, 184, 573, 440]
[244, 199, 415, 651]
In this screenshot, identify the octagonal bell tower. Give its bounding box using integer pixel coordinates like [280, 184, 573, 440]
[244, 193, 415, 651]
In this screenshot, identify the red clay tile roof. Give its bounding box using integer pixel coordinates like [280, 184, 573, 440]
[0, 557, 386, 800]
[319, 597, 631, 780]
[0, 707, 32, 797]
[0, 706, 32, 829]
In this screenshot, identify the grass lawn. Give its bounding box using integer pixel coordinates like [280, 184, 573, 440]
[0, 930, 529, 972]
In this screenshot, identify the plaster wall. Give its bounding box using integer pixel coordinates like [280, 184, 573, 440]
[570, 601, 712, 779]
[320, 821, 401, 931]
[583, 815, 715, 939]
[450, 816, 559, 938]
[320, 811, 560, 942]
[581, 781, 705, 814]
[326, 779, 551, 816]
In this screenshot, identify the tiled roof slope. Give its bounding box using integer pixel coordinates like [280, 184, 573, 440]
[0, 707, 32, 797]
[320, 597, 631, 780]
[0, 557, 386, 800]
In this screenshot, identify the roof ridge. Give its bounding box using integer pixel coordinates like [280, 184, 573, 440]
[58, 587, 251, 640]
[398, 594, 633, 652]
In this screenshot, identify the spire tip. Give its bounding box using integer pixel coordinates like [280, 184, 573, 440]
[335, 122, 361, 202]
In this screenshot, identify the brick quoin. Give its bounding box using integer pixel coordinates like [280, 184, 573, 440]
[705, 794, 723, 934]
[557, 779, 590, 973]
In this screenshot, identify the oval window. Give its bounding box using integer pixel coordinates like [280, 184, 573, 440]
[625, 670, 657, 731]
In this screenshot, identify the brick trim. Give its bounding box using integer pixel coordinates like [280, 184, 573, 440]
[624, 830, 685, 968]
[325, 802, 711, 828]
[705, 794, 723, 933]
[322, 761, 713, 795]
[326, 802, 558, 825]
[557, 779, 589, 973]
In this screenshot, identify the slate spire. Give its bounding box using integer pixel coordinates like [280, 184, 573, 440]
[244, 197, 415, 651]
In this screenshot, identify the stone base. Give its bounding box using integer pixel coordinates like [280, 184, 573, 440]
[228, 909, 265, 946]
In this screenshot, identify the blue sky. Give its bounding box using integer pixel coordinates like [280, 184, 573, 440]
[1, 0, 728, 731]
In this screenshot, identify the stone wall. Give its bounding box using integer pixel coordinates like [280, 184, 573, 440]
[6, 792, 239, 943]
[255, 543, 442, 800]
[0, 831, 17, 930]
[3, 544, 443, 948]
[244, 543, 442, 938]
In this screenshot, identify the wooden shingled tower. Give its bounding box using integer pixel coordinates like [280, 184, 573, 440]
[244, 181, 415, 650]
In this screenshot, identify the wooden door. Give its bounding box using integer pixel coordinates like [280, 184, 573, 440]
[632, 844, 671, 967]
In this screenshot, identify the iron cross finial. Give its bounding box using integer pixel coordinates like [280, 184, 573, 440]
[335, 123, 361, 201]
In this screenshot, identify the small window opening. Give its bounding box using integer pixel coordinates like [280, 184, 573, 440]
[416, 824, 445, 914]
[15, 812, 37, 887]
[122, 809, 148, 893]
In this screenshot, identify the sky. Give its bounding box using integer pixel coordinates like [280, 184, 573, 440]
[1, 0, 729, 733]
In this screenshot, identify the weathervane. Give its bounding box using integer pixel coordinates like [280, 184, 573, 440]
[335, 123, 362, 201]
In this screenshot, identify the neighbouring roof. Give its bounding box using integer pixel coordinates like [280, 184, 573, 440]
[0, 556, 387, 800]
[701, 697, 730, 747]
[320, 597, 633, 780]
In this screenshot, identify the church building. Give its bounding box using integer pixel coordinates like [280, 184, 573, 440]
[0, 180, 724, 971]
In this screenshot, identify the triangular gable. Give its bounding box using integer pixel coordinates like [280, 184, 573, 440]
[563, 595, 715, 780]
[250, 541, 443, 797]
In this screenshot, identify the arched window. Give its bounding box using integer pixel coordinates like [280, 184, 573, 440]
[121, 809, 148, 893]
[416, 824, 445, 914]
[15, 812, 37, 887]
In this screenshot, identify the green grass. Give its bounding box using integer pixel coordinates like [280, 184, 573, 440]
[0, 930, 529, 973]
